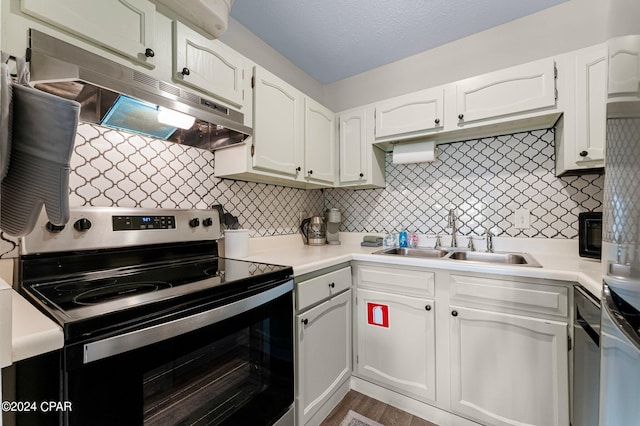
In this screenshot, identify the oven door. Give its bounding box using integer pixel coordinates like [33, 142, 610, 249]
[63, 280, 293, 426]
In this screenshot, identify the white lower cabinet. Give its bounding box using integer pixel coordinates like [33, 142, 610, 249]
[448, 273, 570, 426]
[449, 306, 569, 426]
[296, 267, 352, 426]
[355, 288, 436, 402]
[351, 262, 571, 426]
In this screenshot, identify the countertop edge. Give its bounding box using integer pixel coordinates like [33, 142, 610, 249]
[11, 291, 63, 363]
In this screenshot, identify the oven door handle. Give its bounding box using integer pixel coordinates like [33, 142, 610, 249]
[83, 280, 293, 364]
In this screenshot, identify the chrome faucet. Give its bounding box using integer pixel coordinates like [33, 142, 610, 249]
[434, 234, 442, 249]
[485, 229, 494, 253]
[447, 209, 457, 248]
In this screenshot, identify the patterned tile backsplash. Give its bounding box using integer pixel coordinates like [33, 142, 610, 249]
[0, 123, 604, 258]
[69, 124, 325, 236]
[326, 129, 604, 238]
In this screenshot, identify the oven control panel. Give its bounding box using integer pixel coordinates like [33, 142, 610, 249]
[113, 215, 176, 231]
[21, 207, 222, 254]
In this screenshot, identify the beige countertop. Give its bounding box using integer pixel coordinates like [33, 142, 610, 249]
[1, 278, 12, 368]
[245, 233, 603, 297]
[5, 233, 603, 365]
[10, 291, 63, 362]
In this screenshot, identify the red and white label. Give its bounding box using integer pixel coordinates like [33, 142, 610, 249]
[367, 303, 389, 328]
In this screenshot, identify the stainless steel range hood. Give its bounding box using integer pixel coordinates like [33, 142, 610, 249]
[28, 29, 251, 151]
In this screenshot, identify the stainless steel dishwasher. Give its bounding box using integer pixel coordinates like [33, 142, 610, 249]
[572, 285, 601, 426]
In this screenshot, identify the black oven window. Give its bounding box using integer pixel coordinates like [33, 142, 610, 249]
[143, 321, 272, 425]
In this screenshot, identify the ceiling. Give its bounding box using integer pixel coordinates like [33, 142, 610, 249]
[229, 0, 568, 84]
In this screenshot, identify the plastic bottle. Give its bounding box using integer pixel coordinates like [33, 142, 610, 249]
[398, 229, 408, 248]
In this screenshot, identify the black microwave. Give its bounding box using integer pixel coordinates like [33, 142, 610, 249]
[578, 212, 602, 259]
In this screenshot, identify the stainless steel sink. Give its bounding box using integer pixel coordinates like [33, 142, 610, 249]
[373, 247, 449, 258]
[373, 246, 542, 267]
[446, 250, 542, 267]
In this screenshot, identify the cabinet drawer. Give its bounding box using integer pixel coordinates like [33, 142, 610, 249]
[356, 264, 434, 297]
[450, 274, 568, 318]
[297, 267, 351, 311]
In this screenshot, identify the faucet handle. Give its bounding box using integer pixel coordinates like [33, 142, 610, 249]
[484, 229, 494, 252]
[434, 234, 442, 249]
[467, 235, 475, 251]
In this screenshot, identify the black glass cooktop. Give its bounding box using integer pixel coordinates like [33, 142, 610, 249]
[19, 241, 293, 342]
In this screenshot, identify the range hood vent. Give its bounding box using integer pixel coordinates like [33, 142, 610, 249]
[28, 29, 251, 151]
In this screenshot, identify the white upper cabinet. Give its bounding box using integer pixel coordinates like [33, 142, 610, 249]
[555, 44, 608, 175]
[455, 58, 557, 124]
[608, 35, 640, 100]
[374, 87, 444, 141]
[574, 45, 607, 165]
[339, 108, 367, 184]
[172, 21, 244, 107]
[21, 0, 157, 68]
[370, 57, 561, 151]
[304, 98, 336, 185]
[338, 107, 385, 188]
[251, 66, 305, 179]
[216, 66, 337, 189]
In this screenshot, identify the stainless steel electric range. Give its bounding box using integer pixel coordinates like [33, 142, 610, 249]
[7, 207, 294, 426]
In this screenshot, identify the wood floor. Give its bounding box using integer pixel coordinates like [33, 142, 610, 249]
[319, 390, 439, 426]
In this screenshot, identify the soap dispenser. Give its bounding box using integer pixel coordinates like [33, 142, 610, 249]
[398, 228, 408, 248]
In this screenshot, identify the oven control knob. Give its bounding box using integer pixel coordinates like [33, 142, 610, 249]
[189, 218, 200, 228]
[202, 218, 213, 227]
[73, 218, 92, 232]
[45, 222, 65, 233]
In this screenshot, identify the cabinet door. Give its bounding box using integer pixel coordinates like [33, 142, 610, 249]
[338, 107, 385, 188]
[608, 35, 640, 99]
[173, 21, 244, 107]
[338, 108, 367, 184]
[21, 0, 156, 68]
[449, 306, 569, 426]
[355, 288, 436, 402]
[297, 290, 351, 426]
[374, 87, 444, 139]
[455, 58, 556, 124]
[574, 45, 607, 164]
[252, 66, 304, 178]
[304, 98, 336, 185]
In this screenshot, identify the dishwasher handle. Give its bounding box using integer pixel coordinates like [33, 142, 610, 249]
[576, 306, 600, 346]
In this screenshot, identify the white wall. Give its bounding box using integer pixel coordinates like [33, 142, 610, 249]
[219, 17, 324, 103]
[606, 0, 640, 38]
[323, 0, 610, 111]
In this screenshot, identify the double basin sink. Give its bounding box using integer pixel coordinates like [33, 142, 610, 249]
[373, 247, 542, 268]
